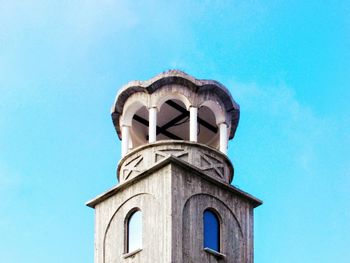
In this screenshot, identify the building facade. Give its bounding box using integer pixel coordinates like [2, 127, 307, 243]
[87, 70, 262, 263]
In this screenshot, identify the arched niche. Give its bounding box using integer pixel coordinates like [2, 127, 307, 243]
[197, 105, 219, 148]
[103, 193, 160, 262]
[182, 194, 244, 262]
[156, 99, 189, 141]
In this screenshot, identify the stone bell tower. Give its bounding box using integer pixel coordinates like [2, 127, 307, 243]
[87, 70, 262, 263]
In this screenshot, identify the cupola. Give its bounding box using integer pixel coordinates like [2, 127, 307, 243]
[111, 70, 240, 157]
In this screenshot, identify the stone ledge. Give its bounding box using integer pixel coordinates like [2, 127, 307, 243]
[122, 248, 142, 259]
[204, 247, 226, 259]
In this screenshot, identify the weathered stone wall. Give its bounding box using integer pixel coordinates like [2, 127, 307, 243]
[89, 156, 260, 263]
[170, 163, 255, 263]
[93, 164, 172, 263]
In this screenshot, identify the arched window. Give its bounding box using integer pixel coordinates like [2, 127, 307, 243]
[203, 209, 220, 251]
[126, 210, 142, 253]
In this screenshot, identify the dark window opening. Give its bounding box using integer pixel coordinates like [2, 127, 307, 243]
[203, 209, 220, 252]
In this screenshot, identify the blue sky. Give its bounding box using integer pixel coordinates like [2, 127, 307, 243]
[0, 1, 349, 262]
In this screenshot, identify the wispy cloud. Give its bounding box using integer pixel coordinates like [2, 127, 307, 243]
[228, 79, 342, 176]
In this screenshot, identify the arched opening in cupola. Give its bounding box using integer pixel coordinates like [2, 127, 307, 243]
[130, 106, 149, 149]
[197, 106, 219, 148]
[157, 99, 190, 141]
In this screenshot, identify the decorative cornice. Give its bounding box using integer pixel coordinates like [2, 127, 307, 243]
[86, 156, 262, 209]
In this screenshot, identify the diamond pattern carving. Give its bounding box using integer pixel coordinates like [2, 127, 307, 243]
[118, 142, 231, 184]
[154, 149, 189, 163]
[199, 153, 224, 178]
[122, 155, 144, 180]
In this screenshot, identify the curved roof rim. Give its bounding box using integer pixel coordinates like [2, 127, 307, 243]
[112, 70, 239, 114]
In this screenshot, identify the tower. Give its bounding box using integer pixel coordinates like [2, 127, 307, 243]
[87, 70, 262, 263]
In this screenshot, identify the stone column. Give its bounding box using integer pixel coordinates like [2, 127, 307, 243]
[149, 107, 157, 143]
[121, 125, 130, 157]
[189, 106, 198, 142]
[219, 122, 228, 154]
